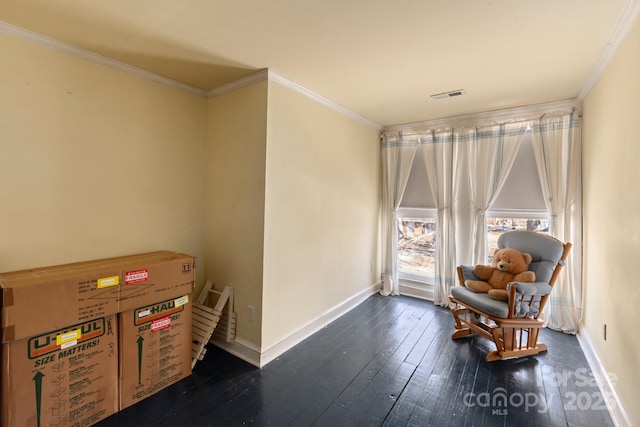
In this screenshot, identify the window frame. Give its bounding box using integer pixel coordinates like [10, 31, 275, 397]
[485, 209, 550, 262]
[486, 208, 549, 220]
[396, 207, 437, 286]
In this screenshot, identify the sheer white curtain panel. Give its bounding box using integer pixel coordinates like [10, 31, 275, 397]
[421, 129, 460, 306]
[465, 122, 529, 264]
[381, 132, 419, 296]
[531, 110, 582, 333]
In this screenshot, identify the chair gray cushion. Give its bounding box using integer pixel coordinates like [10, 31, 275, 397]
[498, 231, 564, 284]
[450, 286, 509, 318]
[451, 282, 551, 318]
[508, 281, 552, 296]
[459, 264, 480, 281]
[507, 281, 552, 317]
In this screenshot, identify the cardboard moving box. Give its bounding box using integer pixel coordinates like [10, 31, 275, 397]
[118, 294, 192, 410]
[1, 315, 119, 427]
[0, 251, 195, 343]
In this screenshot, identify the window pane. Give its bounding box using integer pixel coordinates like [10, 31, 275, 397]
[491, 134, 546, 211]
[397, 217, 436, 281]
[487, 218, 549, 262]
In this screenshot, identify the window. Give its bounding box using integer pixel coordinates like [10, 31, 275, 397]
[487, 133, 549, 262]
[397, 147, 437, 285]
[487, 217, 549, 261]
[397, 213, 436, 283]
[489, 133, 545, 212]
[395, 132, 548, 283]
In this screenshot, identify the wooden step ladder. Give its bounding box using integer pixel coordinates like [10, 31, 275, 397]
[191, 281, 236, 369]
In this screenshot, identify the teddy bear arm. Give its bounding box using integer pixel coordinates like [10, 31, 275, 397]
[488, 289, 509, 301]
[472, 264, 495, 280]
[464, 279, 493, 293]
[512, 271, 535, 283]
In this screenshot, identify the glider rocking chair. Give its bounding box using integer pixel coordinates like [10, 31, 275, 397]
[449, 231, 572, 362]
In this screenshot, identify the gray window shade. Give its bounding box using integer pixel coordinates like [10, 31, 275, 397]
[490, 133, 546, 212]
[400, 134, 545, 212]
[400, 148, 436, 208]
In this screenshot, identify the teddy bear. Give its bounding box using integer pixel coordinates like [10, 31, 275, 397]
[464, 248, 536, 301]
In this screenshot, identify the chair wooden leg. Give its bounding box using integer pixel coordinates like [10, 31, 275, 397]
[451, 307, 468, 328]
[451, 307, 474, 339]
[450, 299, 553, 362]
[482, 325, 549, 361]
[452, 328, 473, 339]
[486, 351, 502, 362]
[501, 327, 514, 352]
[527, 328, 540, 348]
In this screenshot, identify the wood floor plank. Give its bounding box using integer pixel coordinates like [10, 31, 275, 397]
[223, 295, 419, 425]
[425, 332, 479, 426]
[95, 295, 615, 427]
[295, 298, 428, 425]
[404, 322, 463, 425]
[222, 296, 397, 424]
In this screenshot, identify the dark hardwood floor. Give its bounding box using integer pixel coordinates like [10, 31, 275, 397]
[96, 294, 614, 426]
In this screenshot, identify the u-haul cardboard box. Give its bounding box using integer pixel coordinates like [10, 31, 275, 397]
[1, 315, 118, 427]
[118, 295, 192, 410]
[0, 251, 195, 343]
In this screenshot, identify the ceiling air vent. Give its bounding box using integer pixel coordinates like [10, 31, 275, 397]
[431, 89, 466, 100]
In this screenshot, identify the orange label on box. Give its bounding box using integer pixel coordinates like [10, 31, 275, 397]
[151, 316, 171, 332]
[125, 269, 148, 284]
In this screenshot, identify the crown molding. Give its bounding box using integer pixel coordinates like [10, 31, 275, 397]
[267, 70, 382, 130]
[2, 18, 381, 129]
[0, 20, 207, 97]
[205, 68, 269, 98]
[578, 0, 640, 100]
[206, 69, 381, 130]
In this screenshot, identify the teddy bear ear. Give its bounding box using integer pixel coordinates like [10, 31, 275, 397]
[494, 248, 501, 255]
[522, 253, 533, 264]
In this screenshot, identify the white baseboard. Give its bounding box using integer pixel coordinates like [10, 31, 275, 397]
[577, 326, 631, 427]
[212, 282, 382, 368]
[211, 336, 262, 367]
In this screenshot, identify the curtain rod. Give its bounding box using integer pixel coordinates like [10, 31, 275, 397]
[382, 99, 581, 134]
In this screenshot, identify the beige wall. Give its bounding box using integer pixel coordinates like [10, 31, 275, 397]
[205, 79, 380, 355]
[0, 29, 381, 363]
[262, 81, 380, 350]
[0, 34, 207, 285]
[582, 15, 640, 427]
[205, 81, 268, 347]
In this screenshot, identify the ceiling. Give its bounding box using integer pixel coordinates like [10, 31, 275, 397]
[0, 1, 637, 127]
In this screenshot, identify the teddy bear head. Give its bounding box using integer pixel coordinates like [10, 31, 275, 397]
[493, 248, 532, 275]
